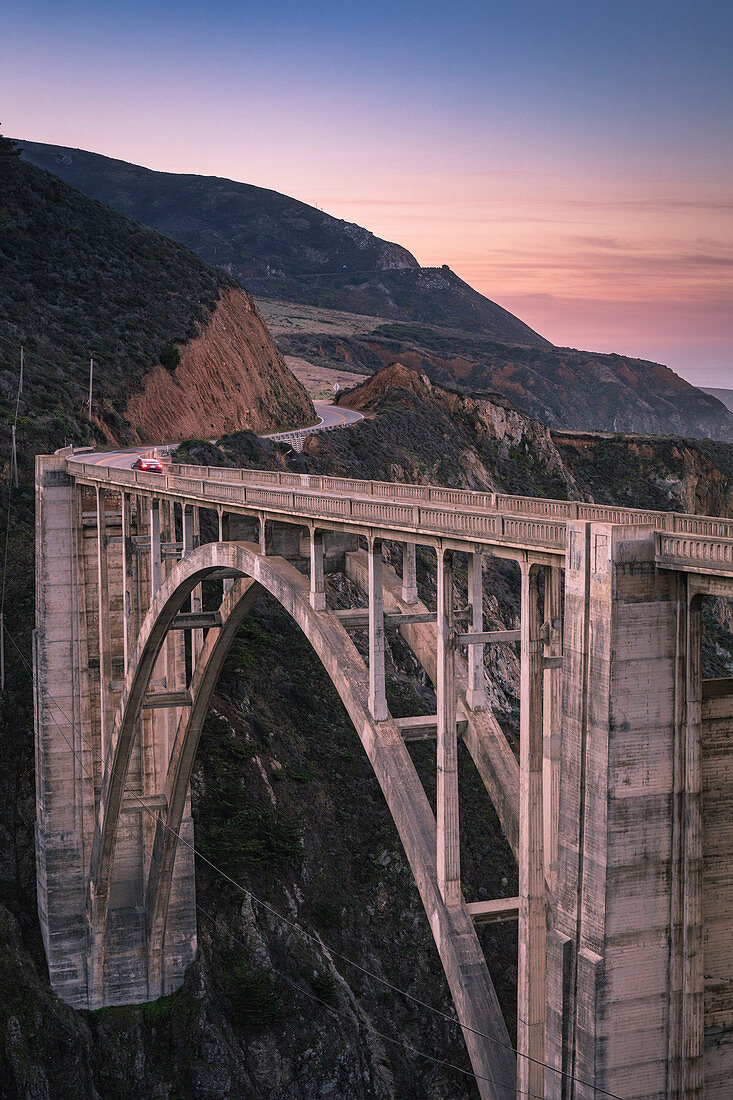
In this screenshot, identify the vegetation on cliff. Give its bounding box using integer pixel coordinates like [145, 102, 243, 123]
[0, 143, 312, 465]
[280, 321, 733, 441]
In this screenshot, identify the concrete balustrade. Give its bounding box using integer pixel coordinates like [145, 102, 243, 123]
[65, 458, 733, 573]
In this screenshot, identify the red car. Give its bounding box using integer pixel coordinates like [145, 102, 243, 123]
[132, 456, 165, 472]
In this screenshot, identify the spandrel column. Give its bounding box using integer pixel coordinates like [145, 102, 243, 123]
[367, 537, 388, 721]
[437, 548, 460, 906]
[518, 559, 545, 1100]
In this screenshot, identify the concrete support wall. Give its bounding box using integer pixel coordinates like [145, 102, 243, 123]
[701, 677, 733, 1093]
[546, 523, 695, 1099]
[34, 455, 91, 1007]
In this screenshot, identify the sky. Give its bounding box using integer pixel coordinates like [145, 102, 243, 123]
[3, 0, 732, 387]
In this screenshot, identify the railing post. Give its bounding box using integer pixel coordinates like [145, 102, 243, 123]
[466, 551, 486, 710]
[401, 541, 418, 605]
[518, 559, 545, 1099]
[437, 547, 460, 906]
[310, 528, 326, 611]
[367, 537, 388, 721]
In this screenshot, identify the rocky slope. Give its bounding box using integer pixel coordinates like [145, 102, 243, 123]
[332, 362, 733, 506]
[0, 144, 313, 463]
[285, 322, 733, 441]
[18, 140, 549, 346]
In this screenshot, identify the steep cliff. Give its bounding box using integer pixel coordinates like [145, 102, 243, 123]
[125, 287, 314, 440]
[0, 151, 313, 464]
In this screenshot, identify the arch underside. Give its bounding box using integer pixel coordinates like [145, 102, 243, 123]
[90, 540, 516, 1099]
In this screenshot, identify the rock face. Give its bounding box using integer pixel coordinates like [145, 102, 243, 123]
[0, 153, 314, 464]
[125, 287, 314, 440]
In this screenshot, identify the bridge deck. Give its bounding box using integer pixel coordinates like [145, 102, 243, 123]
[67, 457, 733, 578]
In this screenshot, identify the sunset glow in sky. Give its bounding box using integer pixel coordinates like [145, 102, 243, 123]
[3, 0, 731, 385]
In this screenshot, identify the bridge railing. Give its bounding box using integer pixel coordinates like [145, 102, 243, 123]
[171, 462, 733, 539]
[65, 459, 733, 573]
[656, 532, 733, 571]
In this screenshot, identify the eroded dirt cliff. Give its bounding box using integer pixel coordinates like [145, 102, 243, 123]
[125, 288, 314, 441]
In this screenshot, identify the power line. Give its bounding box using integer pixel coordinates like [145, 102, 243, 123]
[4, 621, 626, 1099]
[0, 346, 24, 690]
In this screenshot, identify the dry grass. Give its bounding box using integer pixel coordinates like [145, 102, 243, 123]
[284, 356, 366, 400]
[256, 298, 386, 338]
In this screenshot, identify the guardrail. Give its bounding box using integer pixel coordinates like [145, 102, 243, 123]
[66, 459, 569, 553]
[170, 462, 733, 540]
[65, 459, 733, 574]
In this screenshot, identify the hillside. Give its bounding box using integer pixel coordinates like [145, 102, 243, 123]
[336, 362, 733, 514]
[2, 353, 733, 1095]
[18, 140, 549, 346]
[0, 145, 314, 463]
[287, 319, 733, 440]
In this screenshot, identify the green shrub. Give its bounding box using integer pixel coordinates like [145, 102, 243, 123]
[159, 342, 181, 371]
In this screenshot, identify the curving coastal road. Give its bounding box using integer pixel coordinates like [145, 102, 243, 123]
[83, 400, 363, 469]
[262, 400, 363, 448]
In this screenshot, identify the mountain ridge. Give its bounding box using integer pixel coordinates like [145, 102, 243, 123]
[17, 139, 550, 347]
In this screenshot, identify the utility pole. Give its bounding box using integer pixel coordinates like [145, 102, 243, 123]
[88, 357, 94, 420]
[10, 347, 22, 488]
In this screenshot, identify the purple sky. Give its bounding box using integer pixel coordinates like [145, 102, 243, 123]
[3, 0, 731, 386]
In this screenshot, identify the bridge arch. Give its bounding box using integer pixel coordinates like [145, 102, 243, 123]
[89, 539, 515, 1100]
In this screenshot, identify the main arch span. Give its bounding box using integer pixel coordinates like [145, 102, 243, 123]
[88, 539, 515, 1097]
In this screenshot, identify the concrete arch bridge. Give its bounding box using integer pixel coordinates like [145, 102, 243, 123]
[34, 449, 733, 1099]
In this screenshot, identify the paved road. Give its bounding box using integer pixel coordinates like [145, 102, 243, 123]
[312, 401, 363, 429]
[80, 401, 363, 469]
